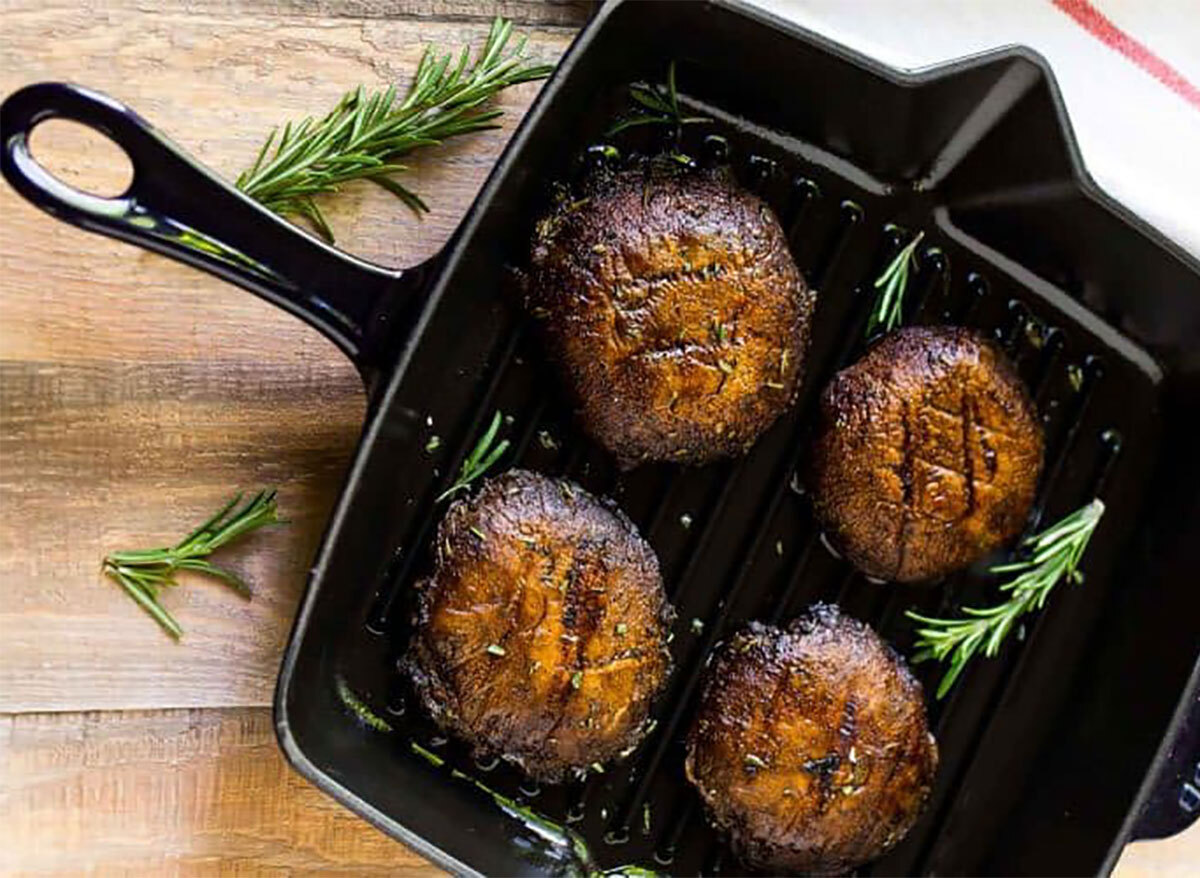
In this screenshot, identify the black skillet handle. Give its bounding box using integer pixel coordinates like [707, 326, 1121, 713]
[1131, 660, 1200, 840]
[0, 82, 417, 381]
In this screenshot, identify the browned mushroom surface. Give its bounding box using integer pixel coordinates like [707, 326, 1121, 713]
[811, 326, 1044, 582]
[404, 469, 674, 782]
[527, 159, 814, 467]
[686, 604, 938, 874]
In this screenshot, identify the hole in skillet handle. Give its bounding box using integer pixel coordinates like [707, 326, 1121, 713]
[29, 118, 133, 198]
[0, 81, 421, 386]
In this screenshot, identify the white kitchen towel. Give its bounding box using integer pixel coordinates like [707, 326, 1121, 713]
[748, 0, 1200, 259]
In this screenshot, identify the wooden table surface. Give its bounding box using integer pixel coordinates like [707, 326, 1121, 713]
[0, 1, 1196, 873]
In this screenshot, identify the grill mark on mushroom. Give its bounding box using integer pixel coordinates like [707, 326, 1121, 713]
[895, 400, 914, 580]
[960, 383, 977, 519]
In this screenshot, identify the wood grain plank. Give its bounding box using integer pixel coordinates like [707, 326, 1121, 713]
[0, 361, 363, 712]
[0, 707, 442, 875]
[0, 2, 577, 712]
[0, 2, 576, 364]
[128, 0, 595, 27]
[1, 704, 1195, 876]
[1114, 826, 1200, 878]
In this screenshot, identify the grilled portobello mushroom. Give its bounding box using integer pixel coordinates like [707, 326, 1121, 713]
[811, 326, 1043, 582]
[685, 604, 938, 875]
[403, 469, 674, 783]
[527, 159, 814, 468]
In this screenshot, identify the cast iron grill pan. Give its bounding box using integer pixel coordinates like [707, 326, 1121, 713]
[3, 2, 1198, 874]
[343, 115, 1156, 877]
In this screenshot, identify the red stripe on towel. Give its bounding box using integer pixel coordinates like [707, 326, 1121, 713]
[1052, 0, 1200, 111]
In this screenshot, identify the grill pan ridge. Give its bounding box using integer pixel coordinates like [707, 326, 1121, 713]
[3, 1, 1199, 874]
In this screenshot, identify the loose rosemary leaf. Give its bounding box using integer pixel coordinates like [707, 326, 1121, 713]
[906, 498, 1104, 698]
[605, 60, 712, 137]
[102, 489, 282, 639]
[866, 230, 924, 339]
[436, 410, 511, 503]
[236, 17, 553, 242]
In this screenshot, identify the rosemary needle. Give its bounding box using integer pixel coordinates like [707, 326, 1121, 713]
[102, 489, 282, 639]
[606, 60, 712, 137]
[906, 498, 1104, 698]
[236, 17, 553, 242]
[866, 230, 924, 339]
[436, 410, 510, 503]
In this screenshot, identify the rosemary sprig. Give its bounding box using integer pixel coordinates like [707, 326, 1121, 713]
[606, 61, 712, 137]
[335, 675, 393, 733]
[102, 489, 282, 639]
[866, 230, 925, 339]
[435, 410, 510, 503]
[236, 17, 553, 242]
[906, 499, 1105, 698]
